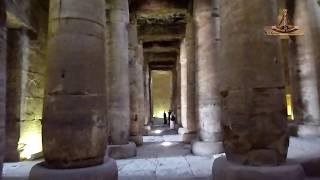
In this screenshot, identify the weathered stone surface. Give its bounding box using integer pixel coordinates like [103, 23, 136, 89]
[180, 19, 196, 137]
[143, 63, 152, 125]
[5, 0, 31, 29]
[182, 132, 197, 144]
[222, 89, 288, 165]
[4, 26, 45, 161]
[192, 141, 223, 156]
[5, 29, 25, 162]
[0, 0, 6, 176]
[139, 23, 186, 39]
[107, 142, 137, 159]
[146, 51, 177, 64]
[299, 156, 320, 177]
[43, 0, 107, 169]
[134, 0, 188, 42]
[140, 34, 184, 43]
[175, 55, 181, 125]
[17, 4, 48, 160]
[294, 0, 320, 130]
[178, 127, 192, 135]
[297, 125, 320, 137]
[288, 40, 304, 123]
[212, 156, 305, 180]
[129, 135, 143, 146]
[220, 0, 288, 165]
[5, 136, 320, 179]
[129, 18, 145, 144]
[29, 158, 118, 180]
[107, 0, 131, 146]
[193, 0, 222, 153]
[144, 46, 178, 54]
[133, 0, 189, 12]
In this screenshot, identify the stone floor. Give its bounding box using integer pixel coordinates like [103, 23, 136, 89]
[117, 135, 218, 180]
[2, 121, 320, 180]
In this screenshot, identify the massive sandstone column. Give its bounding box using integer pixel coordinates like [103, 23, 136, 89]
[294, 0, 320, 137]
[220, 0, 288, 166]
[29, 0, 117, 179]
[0, 0, 7, 176]
[171, 66, 178, 119]
[4, 30, 27, 162]
[179, 19, 197, 143]
[192, 0, 223, 156]
[175, 59, 182, 126]
[149, 69, 153, 123]
[128, 17, 145, 146]
[144, 62, 152, 128]
[43, 0, 108, 168]
[137, 45, 146, 130]
[106, 0, 136, 159]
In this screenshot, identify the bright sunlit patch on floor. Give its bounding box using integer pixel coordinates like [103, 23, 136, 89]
[161, 141, 173, 147]
[18, 133, 42, 160]
[19, 120, 43, 160]
[154, 130, 163, 134]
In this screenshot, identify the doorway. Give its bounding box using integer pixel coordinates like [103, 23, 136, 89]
[151, 70, 173, 120]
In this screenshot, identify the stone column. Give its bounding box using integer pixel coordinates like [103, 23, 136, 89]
[144, 63, 151, 126]
[105, 5, 112, 143]
[294, 0, 320, 137]
[176, 59, 182, 126]
[137, 44, 146, 133]
[143, 62, 152, 133]
[170, 64, 179, 127]
[179, 19, 197, 143]
[128, 17, 145, 146]
[149, 69, 154, 121]
[106, 0, 136, 159]
[191, 0, 223, 156]
[179, 39, 187, 129]
[220, 0, 288, 166]
[288, 39, 304, 123]
[0, 0, 7, 176]
[171, 67, 177, 115]
[4, 29, 26, 162]
[29, 0, 117, 179]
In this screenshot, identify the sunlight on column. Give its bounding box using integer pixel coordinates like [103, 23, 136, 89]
[286, 93, 294, 120]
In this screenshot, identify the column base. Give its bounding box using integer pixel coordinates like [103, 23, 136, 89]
[182, 133, 198, 144]
[212, 156, 304, 180]
[144, 125, 151, 131]
[297, 125, 320, 137]
[107, 142, 136, 159]
[144, 125, 151, 135]
[192, 141, 223, 156]
[130, 135, 143, 146]
[298, 156, 320, 177]
[178, 128, 191, 135]
[178, 128, 197, 144]
[4, 150, 20, 162]
[29, 158, 118, 180]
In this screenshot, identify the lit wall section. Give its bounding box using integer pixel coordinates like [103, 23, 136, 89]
[18, 4, 48, 159]
[18, 36, 46, 160]
[151, 70, 173, 118]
